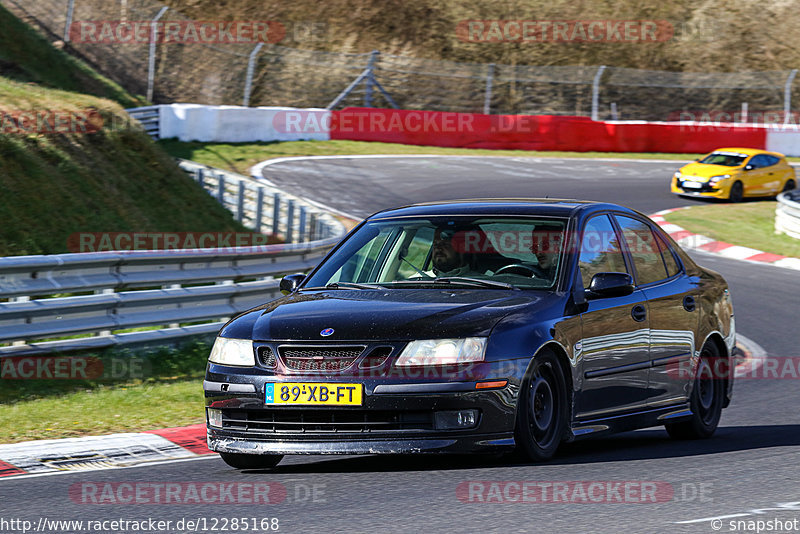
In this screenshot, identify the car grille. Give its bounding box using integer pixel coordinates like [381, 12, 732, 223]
[678, 180, 715, 193]
[257, 347, 276, 369]
[278, 345, 366, 373]
[221, 409, 435, 434]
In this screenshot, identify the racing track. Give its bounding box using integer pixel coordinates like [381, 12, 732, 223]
[2, 157, 799, 533]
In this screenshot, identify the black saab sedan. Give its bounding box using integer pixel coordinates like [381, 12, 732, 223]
[205, 199, 735, 469]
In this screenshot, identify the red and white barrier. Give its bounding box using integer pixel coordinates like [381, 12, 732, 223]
[153, 104, 800, 156]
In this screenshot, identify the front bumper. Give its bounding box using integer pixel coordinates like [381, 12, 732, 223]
[670, 178, 728, 198]
[204, 359, 526, 455]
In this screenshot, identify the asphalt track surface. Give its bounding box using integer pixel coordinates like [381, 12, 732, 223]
[2, 157, 799, 533]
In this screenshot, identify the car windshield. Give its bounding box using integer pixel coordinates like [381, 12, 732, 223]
[303, 216, 568, 290]
[698, 152, 748, 166]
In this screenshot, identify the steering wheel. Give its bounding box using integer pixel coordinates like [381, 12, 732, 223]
[494, 263, 542, 277]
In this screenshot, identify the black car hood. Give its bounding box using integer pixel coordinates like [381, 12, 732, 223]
[220, 289, 548, 341]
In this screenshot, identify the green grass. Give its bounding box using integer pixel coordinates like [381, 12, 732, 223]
[0, 340, 212, 444]
[0, 4, 144, 107]
[664, 201, 800, 258]
[0, 380, 205, 444]
[158, 138, 707, 176]
[0, 77, 247, 256]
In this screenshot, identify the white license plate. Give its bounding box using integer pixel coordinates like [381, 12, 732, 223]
[682, 181, 702, 189]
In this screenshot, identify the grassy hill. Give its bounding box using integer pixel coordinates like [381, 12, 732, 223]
[0, 77, 245, 256]
[162, 0, 800, 72]
[0, 3, 144, 108]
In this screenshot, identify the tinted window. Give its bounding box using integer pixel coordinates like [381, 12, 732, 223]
[654, 230, 681, 277]
[699, 152, 747, 166]
[578, 215, 628, 288]
[748, 155, 768, 168]
[615, 215, 669, 285]
[764, 155, 780, 166]
[304, 216, 567, 290]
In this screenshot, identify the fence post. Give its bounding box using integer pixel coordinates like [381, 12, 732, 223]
[298, 206, 308, 242]
[243, 42, 264, 107]
[364, 50, 379, 108]
[286, 200, 296, 243]
[484, 63, 495, 115]
[591, 65, 606, 121]
[309, 213, 317, 241]
[146, 7, 169, 102]
[63, 0, 76, 42]
[236, 181, 246, 223]
[271, 193, 281, 236]
[785, 69, 798, 124]
[255, 187, 264, 232]
[741, 102, 749, 123]
[217, 173, 225, 204]
[610, 102, 618, 121]
[196, 167, 204, 185]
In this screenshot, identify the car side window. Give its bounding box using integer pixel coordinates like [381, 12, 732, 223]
[653, 229, 681, 277]
[748, 155, 767, 168]
[763, 155, 780, 167]
[578, 215, 628, 289]
[614, 215, 669, 285]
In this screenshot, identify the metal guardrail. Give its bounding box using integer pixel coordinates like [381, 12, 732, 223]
[176, 159, 343, 244]
[0, 160, 349, 357]
[127, 106, 160, 139]
[775, 189, 800, 240]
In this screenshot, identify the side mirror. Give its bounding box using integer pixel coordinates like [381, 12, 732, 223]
[280, 273, 306, 294]
[586, 272, 634, 299]
[744, 164, 754, 171]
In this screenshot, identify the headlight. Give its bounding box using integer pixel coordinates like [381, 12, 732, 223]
[208, 337, 255, 366]
[395, 338, 487, 366]
[709, 174, 731, 185]
[673, 171, 682, 179]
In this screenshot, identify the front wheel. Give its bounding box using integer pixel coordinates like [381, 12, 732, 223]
[665, 342, 725, 439]
[728, 181, 744, 203]
[219, 452, 283, 469]
[514, 349, 568, 462]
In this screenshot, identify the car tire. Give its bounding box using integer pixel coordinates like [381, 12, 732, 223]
[513, 348, 568, 462]
[219, 452, 283, 469]
[782, 179, 796, 192]
[665, 342, 725, 440]
[728, 181, 744, 203]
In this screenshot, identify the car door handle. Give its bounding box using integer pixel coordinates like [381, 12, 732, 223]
[683, 295, 696, 312]
[631, 304, 647, 322]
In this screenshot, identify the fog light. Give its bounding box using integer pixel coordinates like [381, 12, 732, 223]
[207, 408, 223, 428]
[434, 409, 478, 430]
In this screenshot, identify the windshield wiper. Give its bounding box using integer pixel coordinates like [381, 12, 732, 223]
[325, 282, 385, 290]
[435, 277, 518, 290]
[389, 277, 517, 290]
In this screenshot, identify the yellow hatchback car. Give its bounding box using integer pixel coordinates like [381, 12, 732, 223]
[671, 148, 796, 202]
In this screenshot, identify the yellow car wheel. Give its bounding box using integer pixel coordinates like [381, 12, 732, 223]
[729, 181, 744, 202]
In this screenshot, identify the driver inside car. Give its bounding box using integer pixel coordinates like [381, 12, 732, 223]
[430, 226, 486, 277]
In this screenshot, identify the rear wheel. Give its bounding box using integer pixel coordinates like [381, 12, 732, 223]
[728, 181, 744, 202]
[219, 452, 283, 469]
[514, 349, 568, 462]
[665, 342, 725, 439]
[782, 179, 796, 192]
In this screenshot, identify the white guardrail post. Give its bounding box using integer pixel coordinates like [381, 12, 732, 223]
[775, 190, 800, 239]
[0, 160, 347, 357]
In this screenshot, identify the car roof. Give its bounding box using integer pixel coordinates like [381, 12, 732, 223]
[368, 198, 638, 220]
[709, 147, 781, 157]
